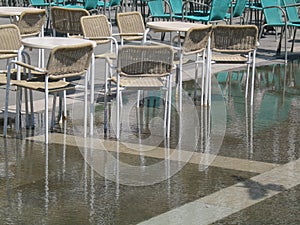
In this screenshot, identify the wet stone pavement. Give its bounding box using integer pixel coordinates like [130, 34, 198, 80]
[0, 15, 300, 225]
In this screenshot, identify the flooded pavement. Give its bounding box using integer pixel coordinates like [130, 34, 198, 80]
[0, 57, 299, 224]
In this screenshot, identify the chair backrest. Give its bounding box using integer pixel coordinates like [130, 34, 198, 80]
[84, 0, 99, 10]
[182, 25, 213, 54]
[29, 0, 48, 6]
[51, 7, 90, 36]
[0, 24, 22, 59]
[148, 0, 168, 16]
[117, 45, 174, 76]
[232, 0, 247, 17]
[47, 42, 94, 78]
[260, 0, 284, 24]
[282, 0, 300, 23]
[80, 15, 111, 44]
[211, 25, 258, 53]
[108, 0, 121, 7]
[209, 0, 231, 21]
[169, 0, 183, 14]
[17, 9, 46, 37]
[117, 11, 145, 35]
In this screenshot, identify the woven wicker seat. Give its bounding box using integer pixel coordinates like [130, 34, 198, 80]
[173, 25, 212, 107]
[116, 11, 149, 45]
[3, 42, 94, 144]
[210, 24, 259, 105]
[51, 7, 90, 37]
[14, 9, 46, 38]
[107, 45, 174, 139]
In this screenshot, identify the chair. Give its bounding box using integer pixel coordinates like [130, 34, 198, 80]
[225, 0, 248, 24]
[51, 6, 90, 37]
[62, 0, 99, 14]
[107, 45, 174, 139]
[14, 9, 46, 38]
[97, 0, 122, 22]
[172, 25, 212, 108]
[147, 0, 172, 21]
[281, 0, 300, 52]
[210, 25, 259, 106]
[4, 42, 94, 144]
[80, 14, 118, 134]
[116, 11, 149, 45]
[259, 0, 289, 62]
[169, 0, 185, 20]
[182, 0, 232, 24]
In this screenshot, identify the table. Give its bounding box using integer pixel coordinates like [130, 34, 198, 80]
[146, 21, 205, 33]
[0, 7, 41, 17]
[146, 21, 206, 111]
[22, 36, 97, 136]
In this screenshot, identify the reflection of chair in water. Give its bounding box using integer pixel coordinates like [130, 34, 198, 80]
[3, 43, 94, 144]
[106, 45, 174, 139]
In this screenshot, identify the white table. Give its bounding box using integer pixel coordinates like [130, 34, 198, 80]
[0, 7, 41, 17]
[146, 21, 205, 33]
[22, 36, 97, 136]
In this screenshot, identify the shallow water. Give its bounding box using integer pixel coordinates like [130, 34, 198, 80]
[0, 60, 299, 224]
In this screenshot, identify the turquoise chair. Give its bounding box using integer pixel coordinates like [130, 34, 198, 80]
[169, 0, 185, 20]
[182, 0, 231, 24]
[147, 0, 172, 21]
[225, 0, 248, 24]
[62, 0, 99, 14]
[281, 0, 300, 51]
[98, 0, 122, 22]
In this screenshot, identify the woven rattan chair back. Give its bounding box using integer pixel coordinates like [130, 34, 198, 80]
[211, 25, 258, 53]
[80, 15, 111, 45]
[0, 24, 22, 60]
[46, 42, 94, 79]
[117, 45, 174, 77]
[51, 7, 90, 36]
[116, 11, 145, 43]
[182, 25, 213, 54]
[16, 9, 46, 37]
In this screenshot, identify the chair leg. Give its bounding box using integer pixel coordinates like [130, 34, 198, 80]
[250, 50, 257, 106]
[167, 74, 173, 138]
[84, 75, 88, 138]
[3, 67, 12, 137]
[116, 76, 120, 139]
[45, 77, 49, 145]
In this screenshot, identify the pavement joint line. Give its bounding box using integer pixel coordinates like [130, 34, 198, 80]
[138, 157, 300, 225]
[26, 133, 279, 174]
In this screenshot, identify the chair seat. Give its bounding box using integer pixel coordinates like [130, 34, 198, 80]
[211, 54, 249, 63]
[12, 78, 75, 93]
[111, 76, 164, 89]
[95, 52, 116, 59]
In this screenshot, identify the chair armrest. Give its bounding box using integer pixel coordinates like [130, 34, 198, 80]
[14, 61, 47, 73]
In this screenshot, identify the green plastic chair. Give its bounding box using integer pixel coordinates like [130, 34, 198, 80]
[169, 0, 185, 20]
[225, 0, 248, 24]
[260, 0, 288, 62]
[62, 0, 99, 14]
[147, 0, 172, 21]
[182, 0, 231, 24]
[98, 0, 122, 22]
[281, 0, 300, 51]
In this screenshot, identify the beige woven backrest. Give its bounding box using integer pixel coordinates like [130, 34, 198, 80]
[182, 25, 213, 54]
[51, 7, 90, 36]
[116, 11, 145, 38]
[117, 45, 174, 76]
[80, 15, 111, 44]
[46, 42, 94, 79]
[211, 25, 258, 53]
[17, 9, 46, 37]
[0, 24, 22, 51]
